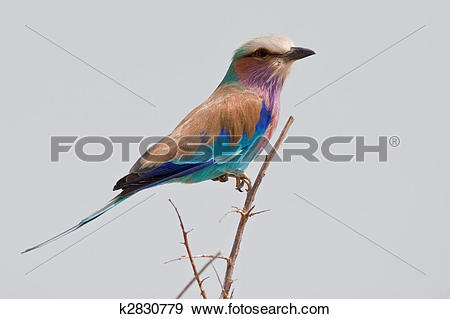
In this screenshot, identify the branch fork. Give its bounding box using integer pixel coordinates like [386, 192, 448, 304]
[168, 116, 295, 299]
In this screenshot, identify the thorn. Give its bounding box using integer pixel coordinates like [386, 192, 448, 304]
[249, 209, 271, 217]
[200, 276, 210, 286]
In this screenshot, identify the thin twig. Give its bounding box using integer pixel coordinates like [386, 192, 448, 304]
[221, 116, 295, 298]
[165, 254, 230, 264]
[219, 210, 235, 223]
[169, 199, 207, 299]
[211, 262, 228, 299]
[176, 252, 221, 299]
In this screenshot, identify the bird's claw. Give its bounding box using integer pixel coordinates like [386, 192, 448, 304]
[212, 173, 252, 192]
[230, 173, 252, 192]
[212, 174, 229, 183]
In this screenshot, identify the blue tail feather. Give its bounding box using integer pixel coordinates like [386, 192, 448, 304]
[21, 194, 128, 254]
[22, 160, 215, 254]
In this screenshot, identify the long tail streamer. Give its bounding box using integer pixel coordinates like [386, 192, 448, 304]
[21, 195, 129, 254]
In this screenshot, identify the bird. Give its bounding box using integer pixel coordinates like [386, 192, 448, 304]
[22, 35, 315, 253]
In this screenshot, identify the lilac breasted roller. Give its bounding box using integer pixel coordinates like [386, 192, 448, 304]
[22, 35, 315, 253]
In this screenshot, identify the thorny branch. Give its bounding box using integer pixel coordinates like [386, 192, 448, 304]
[221, 116, 295, 298]
[165, 254, 230, 265]
[169, 199, 208, 299]
[168, 116, 294, 299]
[176, 252, 221, 299]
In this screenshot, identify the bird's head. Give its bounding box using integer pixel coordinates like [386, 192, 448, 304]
[219, 35, 315, 91]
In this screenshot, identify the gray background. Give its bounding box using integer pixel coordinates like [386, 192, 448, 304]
[1, 0, 448, 298]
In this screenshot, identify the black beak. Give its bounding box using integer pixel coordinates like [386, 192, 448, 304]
[281, 47, 315, 61]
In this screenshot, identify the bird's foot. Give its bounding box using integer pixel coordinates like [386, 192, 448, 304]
[212, 173, 252, 192]
[229, 173, 252, 192]
[212, 174, 229, 183]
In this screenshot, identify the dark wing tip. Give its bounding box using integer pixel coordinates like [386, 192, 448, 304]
[113, 173, 140, 191]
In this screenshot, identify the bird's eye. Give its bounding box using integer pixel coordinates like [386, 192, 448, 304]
[252, 49, 269, 58]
